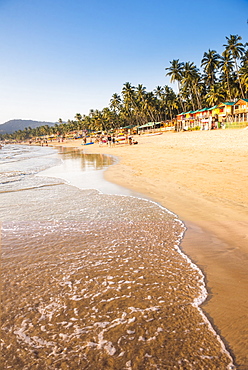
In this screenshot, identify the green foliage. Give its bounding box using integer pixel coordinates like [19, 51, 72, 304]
[188, 126, 201, 131]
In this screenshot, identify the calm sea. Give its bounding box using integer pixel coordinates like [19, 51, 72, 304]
[0, 144, 235, 369]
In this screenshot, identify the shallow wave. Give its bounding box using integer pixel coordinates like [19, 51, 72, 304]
[1, 191, 235, 369]
[0, 144, 56, 164]
[0, 147, 235, 369]
[0, 145, 61, 193]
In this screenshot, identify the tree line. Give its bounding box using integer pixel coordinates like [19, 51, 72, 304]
[1, 34, 247, 141]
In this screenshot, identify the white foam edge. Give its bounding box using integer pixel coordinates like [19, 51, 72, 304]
[37, 150, 235, 369]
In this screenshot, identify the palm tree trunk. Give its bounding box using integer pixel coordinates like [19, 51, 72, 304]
[235, 59, 245, 99]
[193, 84, 202, 109]
[226, 73, 232, 101]
[190, 85, 195, 111]
[178, 81, 185, 112]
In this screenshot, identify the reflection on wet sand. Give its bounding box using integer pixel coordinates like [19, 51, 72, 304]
[57, 147, 115, 171]
[40, 148, 137, 196]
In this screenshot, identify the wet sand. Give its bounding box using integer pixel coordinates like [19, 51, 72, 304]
[51, 129, 248, 369]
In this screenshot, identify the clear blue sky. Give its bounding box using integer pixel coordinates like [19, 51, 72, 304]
[0, 0, 247, 124]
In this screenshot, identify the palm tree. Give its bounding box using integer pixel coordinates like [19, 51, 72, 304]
[110, 93, 121, 113]
[74, 113, 82, 130]
[163, 85, 178, 119]
[143, 92, 156, 121]
[102, 107, 114, 131]
[229, 75, 241, 100]
[201, 49, 220, 88]
[135, 84, 147, 124]
[165, 59, 185, 111]
[240, 49, 248, 67]
[122, 82, 135, 106]
[239, 64, 248, 97]
[109, 93, 122, 128]
[181, 62, 201, 110]
[136, 84, 146, 106]
[205, 85, 225, 106]
[154, 86, 165, 121]
[121, 82, 136, 124]
[153, 86, 164, 99]
[219, 50, 234, 100]
[223, 34, 245, 98]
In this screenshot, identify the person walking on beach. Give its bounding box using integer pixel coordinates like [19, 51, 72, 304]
[111, 135, 116, 147]
[107, 134, 112, 147]
[125, 134, 129, 144]
[95, 135, 99, 146]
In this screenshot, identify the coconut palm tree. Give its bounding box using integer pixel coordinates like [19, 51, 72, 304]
[133, 84, 147, 124]
[239, 64, 248, 97]
[136, 84, 146, 108]
[110, 93, 121, 113]
[89, 109, 102, 132]
[154, 86, 165, 121]
[181, 62, 201, 111]
[201, 49, 220, 88]
[143, 92, 156, 122]
[121, 82, 136, 125]
[122, 82, 135, 107]
[101, 107, 113, 131]
[240, 49, 248, 67]
[223, 34, 245, 98]
[74, 113, 82, 130]
[153, 86, 164, 99]
[165, 59, 185, 111]
[163, 85, 178, 119]
[205, 84, 225, 106]
[219, 50, 234, 100]
[109, 93, 123, 128]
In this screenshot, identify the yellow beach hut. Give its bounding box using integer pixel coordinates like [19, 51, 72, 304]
[233, 99, 248, 124]
[217, 102, 235, 123]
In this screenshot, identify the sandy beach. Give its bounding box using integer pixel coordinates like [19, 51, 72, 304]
[51, 128, 248, 369]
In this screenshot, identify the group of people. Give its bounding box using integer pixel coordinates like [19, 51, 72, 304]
[93, 134, 138, 147]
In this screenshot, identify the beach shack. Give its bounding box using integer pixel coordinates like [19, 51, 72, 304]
[216, 102, 235, 125]
[175, 112, 195, 131]
[192, 108, 210, 129]
[176, 108, 212, 130]
[208, 105, 220, 129]
[118, 125, 137, 135]
[175, 112, 185, 131]
[199, 108, 212, 129]
[233, 99, 248, 124]
[138, 122, 162, 133]
[191, 109, 199, 124]
[175, 101, 238, 130]
[184, 111, 194, 129]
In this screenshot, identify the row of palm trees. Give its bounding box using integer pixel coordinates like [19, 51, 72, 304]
[167, 34, 248, 111]
[1, 34, 247, 141]
[1, 84, 179, 141]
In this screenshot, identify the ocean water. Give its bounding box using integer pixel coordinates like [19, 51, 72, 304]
[0, 145, 235, 369]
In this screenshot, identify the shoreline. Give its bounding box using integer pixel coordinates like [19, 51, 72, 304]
[50, 129, 248, 368]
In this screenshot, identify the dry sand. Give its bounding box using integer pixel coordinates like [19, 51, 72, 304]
[52, 128, 248, 369]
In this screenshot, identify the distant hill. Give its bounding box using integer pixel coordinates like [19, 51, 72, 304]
[0, 119, 56, 134]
